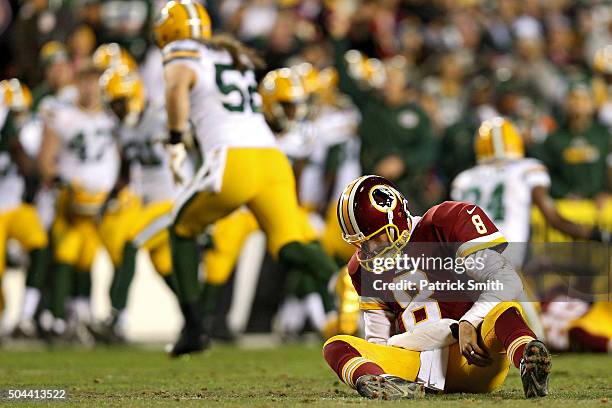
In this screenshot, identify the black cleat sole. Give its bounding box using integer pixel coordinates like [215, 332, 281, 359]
[521, 340, 551, 398]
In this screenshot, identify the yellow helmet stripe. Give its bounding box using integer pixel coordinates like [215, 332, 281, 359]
[339, 189, 354, 236]
[182, 2, 201, 40]
[338, 178, 360, 236]
[341, 175, 371, 238]
[346, 177, 367, 237]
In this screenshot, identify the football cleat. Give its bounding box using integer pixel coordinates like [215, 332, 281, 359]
[86, 319, 126, 345]
[10, 320, 38, 339]
[355, 375, 424, 400]
[520, 340, 551, 398]
[169, 326, 210, 357]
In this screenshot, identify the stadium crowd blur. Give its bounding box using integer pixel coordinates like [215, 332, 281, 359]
[0, 0, 610, 213]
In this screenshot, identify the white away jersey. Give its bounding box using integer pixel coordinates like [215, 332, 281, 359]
[162, 39, 276, 152]
[0, 107, 24, 212]
[119, 102, 182, 204]
[49, 104, 119, 193]
[451, 158, 550, 243]
[299, 106, 361, 208]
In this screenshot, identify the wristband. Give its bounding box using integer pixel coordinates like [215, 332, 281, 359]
[168, 130, 184, 145]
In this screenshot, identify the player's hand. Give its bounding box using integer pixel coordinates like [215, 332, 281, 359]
[165, 143, 186, 185]
[458, 321, 492, 367]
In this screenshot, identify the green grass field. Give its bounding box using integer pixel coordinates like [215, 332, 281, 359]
[0, 344, 610, 407]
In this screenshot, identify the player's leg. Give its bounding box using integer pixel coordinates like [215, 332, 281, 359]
[71, 218, 100, 333]
[99, 191, 142, 326]
[101, 200, 174, 341]
[568, 302, 612, 352]
[148, 236, 178, 293]
[108, 242, 137, 318]
[170, 192, 238, 354]
[0, 211, 8, 331]
[6, 204, 49, 335]
[136, 213, 178, 294]
[200, 208, 259, 335]
[493, 303, 551, 398]
[169, 149, 261, 355]
[445, 302, 550, 397]
[50, 221, 83, 336]
[247, 149, 337, 311]
[321, 266, 360, 339]
[323, 335, 424, 399]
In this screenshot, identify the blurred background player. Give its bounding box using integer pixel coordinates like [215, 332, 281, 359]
[199, 66, 360, 340]
[155, 0, 338, 355]
[95, 64, 188, 343]
[541, 298, 612, 353]
[19, 42, 78, 235]
[296, 65, 363, 339]
[93, 42, 138, 73]
[32, 41, 77, 113]
[262, 65, 362, 339]
[451, 117, 610, 336]
[93, 40, 165, 107]
[38, 63, 118, 340]
[0, 79, 49, 338]
[452, 117, 609, 247]
[260, 66, 330, 339]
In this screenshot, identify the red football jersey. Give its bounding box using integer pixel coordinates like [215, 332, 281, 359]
[349, 201, 507, 334]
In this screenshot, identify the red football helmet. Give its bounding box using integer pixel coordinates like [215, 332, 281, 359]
[337, 175, 412, 271]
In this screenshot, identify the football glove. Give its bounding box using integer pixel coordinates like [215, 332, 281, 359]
[165, 142, 187, 185]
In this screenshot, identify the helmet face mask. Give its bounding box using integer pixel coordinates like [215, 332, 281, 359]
[109, 98, 129, 122]
[260, 68, 310, 131]
[274, 100, 308, 130]
[108, 97, 140, 127]
[100, 67, 145, 127]
[337, 175, 412, 273]
[356, 226, 411, 273]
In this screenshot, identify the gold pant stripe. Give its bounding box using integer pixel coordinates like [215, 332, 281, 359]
[343, 357, 367, 387]
[133, 213, 172, 247]
[507, 335, 534, 362]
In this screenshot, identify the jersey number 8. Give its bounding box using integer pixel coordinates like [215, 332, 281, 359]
[471, 214, 488, 234]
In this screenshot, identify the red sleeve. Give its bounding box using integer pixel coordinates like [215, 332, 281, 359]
[347, 252, 360, 275]
[347, 252, 390, 311]
[348, 253, 362, 295]
[432, 201, 507, 257]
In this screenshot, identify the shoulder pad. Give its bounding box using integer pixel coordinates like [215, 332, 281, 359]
[162, 40, 201, 65]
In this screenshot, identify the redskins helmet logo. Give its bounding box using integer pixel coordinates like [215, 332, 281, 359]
[369, 185, 398, 213]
